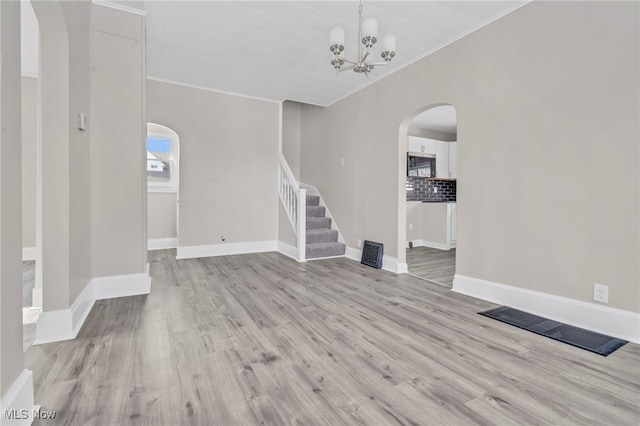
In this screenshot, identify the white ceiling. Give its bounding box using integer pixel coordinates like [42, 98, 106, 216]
[123, 1, 526, 106]
[23, 1, 527, 107]
[410, 104, 457, 134]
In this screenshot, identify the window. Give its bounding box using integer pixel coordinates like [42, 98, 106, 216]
[147, 123, 179, 192]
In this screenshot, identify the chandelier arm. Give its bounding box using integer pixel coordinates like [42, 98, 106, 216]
[338, 65, 356, 73]
[340, 57, 358, 65]
[368, 62, 389, 67]
[362, 50, 370, 63]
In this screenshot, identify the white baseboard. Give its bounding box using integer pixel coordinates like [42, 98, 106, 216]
[176, 240, 278, 260]
[148, 237, 177, 250]
[277, 241, 299, 261]
[35, 265, 151, 345]
[35, 280, 96, 344]
[0, 369, 35, 426]
[407, 239, 455, 250]
[22, 247, 36, 262]
[452, 274, 640, 344]
[345, 247, 408, 274]
[92, 263, 151, 300]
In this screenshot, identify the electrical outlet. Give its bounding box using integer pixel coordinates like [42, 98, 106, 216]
[357, 239, 362, 248]
[433, 187, 438, 193]
[409, 223, 413, 230]
[593, 283, 608, 304]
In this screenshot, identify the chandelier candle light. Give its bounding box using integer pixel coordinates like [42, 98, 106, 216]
[329, 1, 396, 75]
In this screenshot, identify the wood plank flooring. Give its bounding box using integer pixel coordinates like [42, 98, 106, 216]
[406, 246, 456, 286]
[25, 250, 640, 425]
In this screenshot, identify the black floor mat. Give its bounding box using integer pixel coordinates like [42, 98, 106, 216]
[479, 306, 627, 356]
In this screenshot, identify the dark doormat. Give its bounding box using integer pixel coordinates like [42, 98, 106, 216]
[479, 306, 627, 356]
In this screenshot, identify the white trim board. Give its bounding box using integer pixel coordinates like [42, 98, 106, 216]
[148, 238, 177, 251]
[35, 280, 96, 344]
[406, 239, 455, 251]
[91, 0, 148, 16]
[0, 369, 35, 426]
[452, 274, 640, 344]
[92, 264, 151, 301]
[147, 77, 280, 105]
[277, 241, 299, 262]
[345, 246, 408, 274]
[35, 266, 150, 345]
[176, 240, 278, 260]
[22, 247, 36, 261]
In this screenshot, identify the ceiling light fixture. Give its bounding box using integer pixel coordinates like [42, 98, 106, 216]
[329, 1, 396, 76]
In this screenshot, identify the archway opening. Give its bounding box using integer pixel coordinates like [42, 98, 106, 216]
[399, 104, 458, 286]
[146, 123, 180, 251]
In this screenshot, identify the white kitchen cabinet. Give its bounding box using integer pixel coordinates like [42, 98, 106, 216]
[436, 141, 450, 178]
[448, 142, 458, 178]
[408, 136, 436, 155]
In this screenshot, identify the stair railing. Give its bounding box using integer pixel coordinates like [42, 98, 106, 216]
[278, 154, 306, 261]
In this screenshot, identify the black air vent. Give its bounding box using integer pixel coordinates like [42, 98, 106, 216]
[361, 240, 383, 269]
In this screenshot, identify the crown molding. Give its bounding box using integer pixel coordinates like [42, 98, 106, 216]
[92, 0, 148, 16]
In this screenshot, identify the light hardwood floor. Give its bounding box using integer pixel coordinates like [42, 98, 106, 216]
[25, 250, 640, 425]
[406, 246, 456, 287]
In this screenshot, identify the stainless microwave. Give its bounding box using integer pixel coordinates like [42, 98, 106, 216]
[407, 152, 435, 178]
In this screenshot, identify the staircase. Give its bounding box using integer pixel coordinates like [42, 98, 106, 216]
[305, 195, 346, 259]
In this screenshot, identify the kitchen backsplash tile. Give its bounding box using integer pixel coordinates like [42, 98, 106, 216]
[406, 177, 456, 202]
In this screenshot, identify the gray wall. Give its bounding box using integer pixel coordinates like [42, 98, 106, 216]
[300, 1, 639, 313]
[0, 0, 25, 398]
[34, 0, 72, 311]
[90, 4, 147, 278]
[0, 2, 24, 399]
[406, 201, 422, 243]
[146, 79, 280, 248]
[21, 76, 37, 248]
[282, 100, 302, 180]
[64, 0, 92, 305]
[420, 203, 448, 245]
[148, 192, 177, 239]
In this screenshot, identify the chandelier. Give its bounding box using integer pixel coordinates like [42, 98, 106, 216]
[329, 1, 396, 75]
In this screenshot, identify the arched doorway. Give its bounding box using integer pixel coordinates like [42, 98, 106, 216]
[400, 104, 458, 286]
[146, 123, 180, 251]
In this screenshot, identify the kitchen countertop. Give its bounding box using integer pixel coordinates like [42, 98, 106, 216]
[422, 200, 456, 203]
